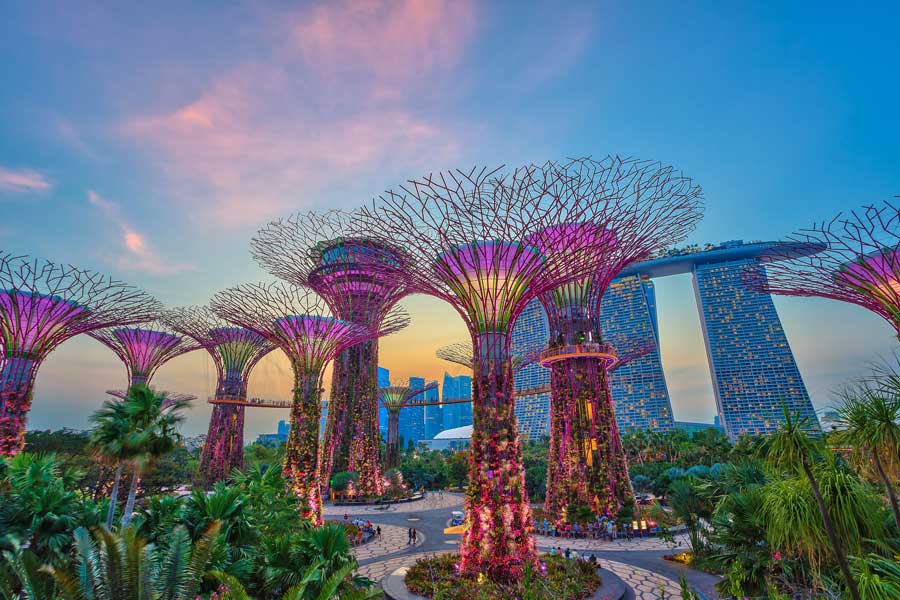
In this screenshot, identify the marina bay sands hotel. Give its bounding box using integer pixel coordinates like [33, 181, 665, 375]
[511, 240, 823, 440]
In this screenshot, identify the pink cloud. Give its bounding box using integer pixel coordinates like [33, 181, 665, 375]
[0, 166, 52, 193]
[87, 190, 194, 275]
[118, 1, 474, 229]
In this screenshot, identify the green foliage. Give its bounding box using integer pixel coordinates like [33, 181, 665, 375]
[329, 472, 357, 493]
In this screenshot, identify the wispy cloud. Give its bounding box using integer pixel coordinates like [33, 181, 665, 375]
[0, 166, 52, 193]
[87, 190, 194, 275]
[119, 0, 475, 228]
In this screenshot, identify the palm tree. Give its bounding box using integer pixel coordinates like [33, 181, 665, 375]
[759, 406, 861, 600]
[832, 384, 900, 532]
[46, 522, 220, 600]
[119, 385, 191, 526]
[89, 398, 138, 529]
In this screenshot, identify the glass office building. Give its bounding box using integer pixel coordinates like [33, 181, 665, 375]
[399, 376, 428, 443]
[510, 299, 552, 439]
[693, 258, 819, 439]
[377, 366, 390, 437]
[423, 383, 442, 439]
[441, 372, 473, 431]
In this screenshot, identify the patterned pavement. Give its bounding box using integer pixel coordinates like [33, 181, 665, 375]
[602, 559, 683, 599]
[324, 492, 464, 516]
[352, 524, 425, 561]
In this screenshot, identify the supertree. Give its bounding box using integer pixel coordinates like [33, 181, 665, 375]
[526, 157, 702, 522]
[209, 282, 408, 524]
[90, 319, 201, 391]
[165, 306, 276, 483]
[252, 210, 410, 497]
[751, 201, 900, 338]
[0, 252, 160, 455]
[106, 389, 197, 406]
[436, 341, 540, 373]
[377, 381, 439, 469]
[354, 160, 662, 582]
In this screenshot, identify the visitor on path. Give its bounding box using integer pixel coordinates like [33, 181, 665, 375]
[412, 528, 418, 544]
[548, 547, 557, 556]
[407, 528, 413, 545]
[376, 526, 381, 538]
[564, 547, 571, 559]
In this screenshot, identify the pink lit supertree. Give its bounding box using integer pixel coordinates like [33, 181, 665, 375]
[354, 160, 663, 582]
[252, 210, 410, 497]
[526, 157, 702, 522]
[209, 282, 408, 524]
[378, 381, 438, 469]
[165, 306, 276, 483]
[0, 252, 160, 455]
[436, 341, 540, 373]
[750, 201, 900, 338]
[90, 320, 201, 390]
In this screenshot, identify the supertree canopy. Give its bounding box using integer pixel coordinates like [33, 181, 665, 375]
[209, 282, 408, 524]
[165, 306, 276, 483]
[353, 159, 680, 582]
[752, 201, 900, 337]
[0, 252, 160, 455]
[526, 157, 702, 523]
[90, 320, 200, 389]
[436, 341, 540, 373]
[252, 210, 410, 497]
[377, 381, 438, 469]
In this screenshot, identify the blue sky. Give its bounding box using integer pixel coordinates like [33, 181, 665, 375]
[1, 1, 898, 439]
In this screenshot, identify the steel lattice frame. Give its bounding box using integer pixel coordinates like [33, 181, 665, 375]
[252, 210, 410, 497]
[436, 341, 540, 373]
[165, 306, 276, 483]
[351, 158, 692, 582]
[0, 252, 160, 455]
[209, 282, 408, 524]
[377, 381, 438, 469]
[750, 201, 900, 338]
[90, 319, 200, 389]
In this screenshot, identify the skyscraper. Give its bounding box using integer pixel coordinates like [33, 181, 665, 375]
[601, 275, 675, 431]
[441, 372, 473, 430]
[399, 376, 428, 443]
[377, 366, 390, 437]
[511, 299, 551, 439]
[693, 258, 819, 439]
[423, 383, 442, 439]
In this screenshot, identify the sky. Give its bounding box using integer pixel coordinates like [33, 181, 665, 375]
[1, 1, 899, 440]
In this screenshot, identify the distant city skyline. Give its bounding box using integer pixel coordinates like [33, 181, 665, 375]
[3, 1, 898, 441]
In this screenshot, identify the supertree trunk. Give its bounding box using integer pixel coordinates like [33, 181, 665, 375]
[0, 357, 37, 456]
[321, 350, 351, 482]
[199, 403, 245, 483]
[543, 369, 588, 522]
[385, 410, 401, 469]
[460, 333, 537, 583]
[347, 340, 383, 496]
[284, 367, 324, 525]
[552, 357, 633, 517]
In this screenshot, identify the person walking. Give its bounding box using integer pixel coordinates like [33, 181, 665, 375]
[407, 528, 413, 545]
[376, 525, 381, 538]
[412, 528, 418, 544]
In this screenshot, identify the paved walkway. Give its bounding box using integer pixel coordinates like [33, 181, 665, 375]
[324, 492, 463, 516]
[352, 524, 425, 561]
[602, 559, 682, 599]
[535, 532, 689, 552]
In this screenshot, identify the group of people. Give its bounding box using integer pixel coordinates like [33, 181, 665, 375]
[548, 546, 599, 566]
[535, 516, 660, 540]
[342, 514, 380, 545]
[407, 527, 418, 545]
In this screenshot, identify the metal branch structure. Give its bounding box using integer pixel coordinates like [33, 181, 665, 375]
[352, 158, 694, 582]
[377, 381, 438, 469]
[0, 252, 160, 455]
[526, 157, 702, 525]
[106, 389, 197, 407]
[165, 306, 276, 483]
[252, 210, 410, 498]
[90, 320, 201, 389]
[209, 282, 408, 524]
[436, 341, 540, 373]
[750, 201, 900, 338]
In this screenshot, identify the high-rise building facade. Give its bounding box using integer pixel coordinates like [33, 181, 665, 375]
[441, 372, 473, 431]
[423, 383, 442, 439]
[511, 299, 552, 439]
[399, 376, 428, 444]
[601, 275, 675, 431]
[377, 366, 390, 437]
[693, 258, 819, 439]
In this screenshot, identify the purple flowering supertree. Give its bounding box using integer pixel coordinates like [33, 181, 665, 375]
[0, 252, 160, 455]
[378, 381, 438, 469]
[527, 157, 702, 522]
[751, 201, 900, 338]
[252, 210, 410, 497]
[209, 282, 408, 524]
[90, 320, 201, 391]
[355, 160, 660, 582]
[436, 341, 540, 373]
[165, 306, 276, 483]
